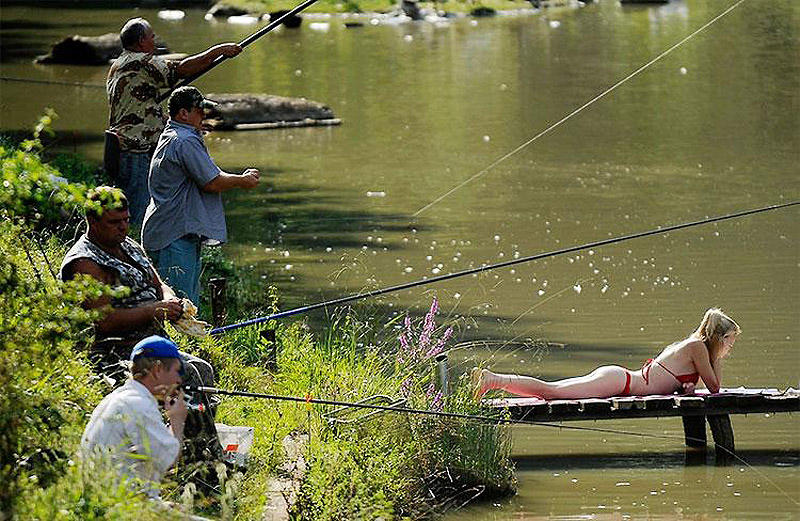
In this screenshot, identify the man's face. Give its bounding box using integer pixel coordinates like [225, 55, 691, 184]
[89, 208, 129, 248]
[139, 25, 156, 54]
[155, 359, 184, 388]
[185, 105, 205, 130]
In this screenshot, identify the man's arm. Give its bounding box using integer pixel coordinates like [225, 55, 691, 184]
[203, 168, 260, 193]
[68, 259, 182, 334]
[176, 43, 242, 78]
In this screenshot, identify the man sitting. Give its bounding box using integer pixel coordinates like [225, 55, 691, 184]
[81, 335, 187, 500]
[61, 186, 222, 464]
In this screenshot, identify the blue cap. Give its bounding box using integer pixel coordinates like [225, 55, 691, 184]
[130, 335, 185, 376]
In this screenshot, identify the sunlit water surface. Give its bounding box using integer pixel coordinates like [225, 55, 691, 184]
[1, 0, 798, 517]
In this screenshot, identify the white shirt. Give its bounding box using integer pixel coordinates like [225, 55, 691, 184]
[80, 379, 180, 498]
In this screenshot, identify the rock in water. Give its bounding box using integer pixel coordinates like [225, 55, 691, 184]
[268, 10, 303, 28]
[204, 93, 339, 130]
[206, 3, 250, 18]
[35, 33, 171, 65]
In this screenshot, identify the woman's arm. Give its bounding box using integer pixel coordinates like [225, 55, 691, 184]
[690, 341, 720, 393]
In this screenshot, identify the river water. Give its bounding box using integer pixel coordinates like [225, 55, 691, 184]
[1, 0, 798, 518]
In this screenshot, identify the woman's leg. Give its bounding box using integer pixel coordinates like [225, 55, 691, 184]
[475, 365, 629, 399]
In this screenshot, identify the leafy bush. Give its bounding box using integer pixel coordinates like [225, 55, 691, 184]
[0, 111, 89, 235]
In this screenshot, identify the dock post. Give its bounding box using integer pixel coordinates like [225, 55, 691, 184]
[681, 415, 707, 449]
[261, 328, 277, 372]
[208, 277, 227, 326]
[707, 414, 735, 464]
[435, 353, 449, 396]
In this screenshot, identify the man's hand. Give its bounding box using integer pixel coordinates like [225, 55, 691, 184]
[151, 298, 183, 322]
[239, 168, 260, 189]
[162, 387, 188, 437]
[218, 43, 242, 58]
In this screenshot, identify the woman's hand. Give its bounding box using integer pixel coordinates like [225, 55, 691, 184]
[681, 382, 696, 394]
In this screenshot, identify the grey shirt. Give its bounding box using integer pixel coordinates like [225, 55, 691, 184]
[141, 120, 226, 251]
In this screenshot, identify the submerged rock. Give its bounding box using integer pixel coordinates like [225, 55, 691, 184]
[400, 0, 423, 21]
[204, 93, 340, 130]
[206, 3, 250, 18]
[35, 33, 171, 65]
[470, 6, 497, 17]
[268, 10, 303, 28]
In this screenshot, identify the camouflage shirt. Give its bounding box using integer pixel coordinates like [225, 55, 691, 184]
[107, 50, 179, 152]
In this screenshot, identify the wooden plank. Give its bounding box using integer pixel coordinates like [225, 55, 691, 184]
[508, 402, 549, 419]
[734, 394, 768, 409]
[705, 394, 738, 409]
[674, 396, 705, 409]
[639, 396, 674, 411]
[580, 399, 612, 414]
[764, 394, 800, 410]
[549, 400, 581, 415]
[611, 397, 636, 410]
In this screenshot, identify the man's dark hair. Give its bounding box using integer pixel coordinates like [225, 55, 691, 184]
[120, 17, 150, 51]
[168, 86, 209, 118]
[86, 186, 128, 220]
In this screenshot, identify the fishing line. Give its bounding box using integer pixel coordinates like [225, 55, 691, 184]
[0, 76, 106, 89]
[413, 0, 748, 217]
[189, 385, 799, 505]
[158, 0, 321, 102]
[209, 200, 798, 335]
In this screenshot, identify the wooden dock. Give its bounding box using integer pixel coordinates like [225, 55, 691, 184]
[487, 387, 799, 461]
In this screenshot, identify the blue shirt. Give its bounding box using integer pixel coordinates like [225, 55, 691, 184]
[141, 120, 226, 251]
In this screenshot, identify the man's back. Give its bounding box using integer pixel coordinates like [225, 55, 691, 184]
[107, 50, 177, 152]
[81, 379, 179, 498]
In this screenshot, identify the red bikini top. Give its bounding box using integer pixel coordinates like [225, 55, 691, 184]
[642, 359, 699, 386]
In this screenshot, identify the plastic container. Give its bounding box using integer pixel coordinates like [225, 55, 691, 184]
[215, 423, 254, 467]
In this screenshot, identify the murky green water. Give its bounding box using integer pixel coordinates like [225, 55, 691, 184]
[2, 0, 798, 517]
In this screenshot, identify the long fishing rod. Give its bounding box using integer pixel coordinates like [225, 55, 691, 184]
[210, 200, 799, 335]
[157, 0, 320, 102]
[185, 385, 680, 438]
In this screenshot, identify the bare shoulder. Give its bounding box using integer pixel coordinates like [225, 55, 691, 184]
[67, 258, 112, 283]
[684, 339, 709, 357]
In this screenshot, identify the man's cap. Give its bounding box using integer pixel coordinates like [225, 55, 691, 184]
[168, 86, 218, 115]
[130, 335, 185, 375]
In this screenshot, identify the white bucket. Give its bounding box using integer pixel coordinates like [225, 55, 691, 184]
[215, 423, 254, 467]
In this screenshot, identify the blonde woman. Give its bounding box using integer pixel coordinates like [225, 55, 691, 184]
[474, 308, 740, 399]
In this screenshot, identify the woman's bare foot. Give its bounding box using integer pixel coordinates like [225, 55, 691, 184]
[471, 367, 491, 400]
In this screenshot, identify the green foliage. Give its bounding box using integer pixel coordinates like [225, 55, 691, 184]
[0, 112, 89, 234]
[0, 220, 119, 514]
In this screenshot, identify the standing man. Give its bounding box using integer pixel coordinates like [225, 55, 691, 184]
[107, 17, 242, 227]
[142, 86, 259, 305]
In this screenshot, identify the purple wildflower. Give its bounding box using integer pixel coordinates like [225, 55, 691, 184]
[419, 297, 438, 348]
[400, 377, 412, 398]
[430, 391, 443, 412]
[426, 326, 453, 358]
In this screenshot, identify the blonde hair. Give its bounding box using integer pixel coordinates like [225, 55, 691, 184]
[692, 308, 741, 357]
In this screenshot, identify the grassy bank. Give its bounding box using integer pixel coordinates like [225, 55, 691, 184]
[1, 117, 515, 519]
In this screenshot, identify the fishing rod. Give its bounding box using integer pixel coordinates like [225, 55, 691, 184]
[157, 0, 320, 102]
[209, 200, 799, 335]
[185, 384, 684, 439]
